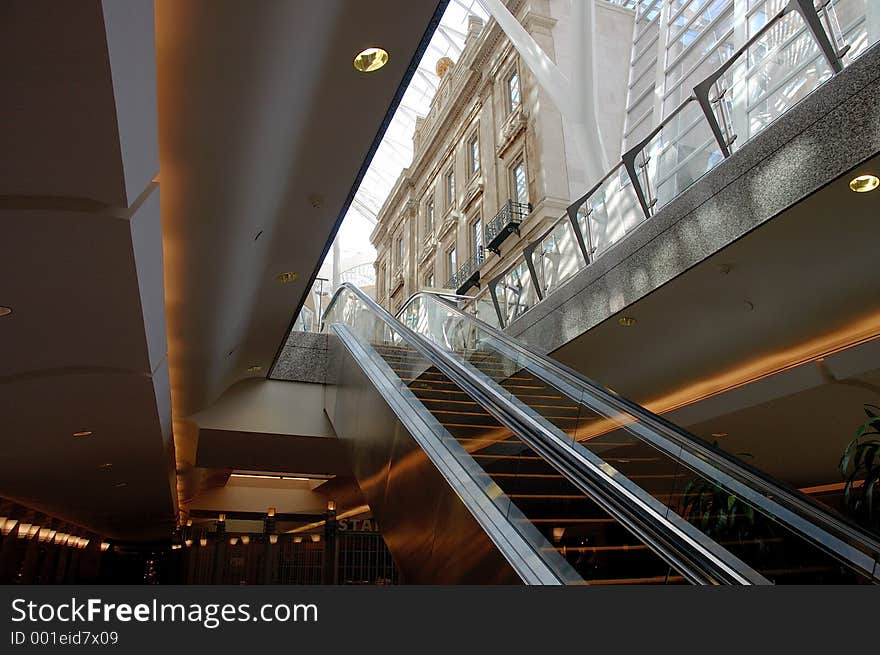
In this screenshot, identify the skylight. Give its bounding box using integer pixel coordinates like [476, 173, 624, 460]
[311, 1, 490, 310]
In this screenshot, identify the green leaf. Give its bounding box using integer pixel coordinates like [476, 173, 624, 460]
[727, 495, 737, 511]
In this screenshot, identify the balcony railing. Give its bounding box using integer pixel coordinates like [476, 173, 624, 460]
[467, 0, 874, 328]
[485, 200, 531, 254]
[446, 246, 485, 295]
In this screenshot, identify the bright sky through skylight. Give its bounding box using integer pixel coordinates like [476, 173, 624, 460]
[315, 0, 490, 296]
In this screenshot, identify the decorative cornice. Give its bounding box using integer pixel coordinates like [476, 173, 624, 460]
[438, 213, 458, 241]
[496, 106, 528, 158]
[462, 176, 484, 212]
[522, 11, 557, 34]
[390, 269, 404, 294]
[418, 236, 438, 267]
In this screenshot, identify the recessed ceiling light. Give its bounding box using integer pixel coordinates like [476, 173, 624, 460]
[99, 463, 113, 470]
[114, 482, 127, 488]
[353, 47, 389, 73]
[849, 174, 879, 193]
[0, 306, 12, 318]
[72, 430, 93, 438]
[711, 432, 728, 438]
[276, 272, 298, 284]
[247, 365, 262, 373]
[618, 316, 637, 327]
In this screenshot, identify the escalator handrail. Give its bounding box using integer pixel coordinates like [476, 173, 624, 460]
[397, 290, 880, 581]
[324, 282, 769, 585]
[331, 322, 569, 585]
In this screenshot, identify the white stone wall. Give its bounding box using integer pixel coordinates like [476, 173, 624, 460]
[370, 0, 637, 312]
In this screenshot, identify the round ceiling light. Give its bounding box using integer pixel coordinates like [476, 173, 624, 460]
[0, 306, 12, 318]
[353, 47, 389, 73]
[849, 174, 879, 193]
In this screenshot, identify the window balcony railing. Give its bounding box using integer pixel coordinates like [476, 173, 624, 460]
[485, 199, 531, 254]
[446, 246, 485, 295]
[467, 0, 873, 329]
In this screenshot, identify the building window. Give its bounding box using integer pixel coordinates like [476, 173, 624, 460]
[470, 216, 482, 257]
[468, 133, 480, 176]
[379, 264, 386, 297]
[447, 246, 457, 279]
[425, 197, 434, 237]
[511, 157, 528, 205]
[507, 68, 521, 114]
[445, 167, 455, 210]
[395, 236, 403, 268]
[424, 270, 434, 288]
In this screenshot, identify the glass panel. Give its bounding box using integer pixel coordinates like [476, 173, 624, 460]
[666, 1, 734, 65]
[632, 45, 658, 85]
[512, 160, 528, 205]
[529, 219, 586, 297]
[629, 65, 657, 103]
[507, 69, 521, 112]
[664, 14, 735, 110]
[821, 0, 879, 64]
[292, 305, 315, 332]
[632, 98, 724, 213]
[462, 289, 502, 329]
[578, 164, 646, 256]
[495, 258, 537, 325]
[706, 5, 834, 155]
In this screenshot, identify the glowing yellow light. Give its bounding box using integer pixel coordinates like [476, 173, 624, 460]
[849, 174, 879, 193]
[353, 47, 389, 73]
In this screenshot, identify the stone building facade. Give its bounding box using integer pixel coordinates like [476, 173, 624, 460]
[370, 0, 635, 316]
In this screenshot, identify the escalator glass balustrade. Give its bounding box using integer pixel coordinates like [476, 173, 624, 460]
[393, 291, 880, 584]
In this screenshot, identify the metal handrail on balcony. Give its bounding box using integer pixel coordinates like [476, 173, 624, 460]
[445, 246, 485, 295]
[480, 0, 858, 329]
[485, 199, 531, 254]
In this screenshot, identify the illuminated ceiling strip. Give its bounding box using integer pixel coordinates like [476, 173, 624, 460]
[573, 316, 880, 443]
[229, 473, 332, 481]
[285, 504, 371, 535]
[799, 480, 863, 495]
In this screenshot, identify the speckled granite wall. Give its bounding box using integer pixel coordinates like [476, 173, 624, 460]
[271, 331, 329, 383]
[506, 43, 880, 355]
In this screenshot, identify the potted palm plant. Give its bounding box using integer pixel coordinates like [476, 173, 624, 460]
[839, 404, 880, 533]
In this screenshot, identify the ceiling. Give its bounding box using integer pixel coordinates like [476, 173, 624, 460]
[0, 0, 443, 538]
[0, 1, 172, 540]
[155, 0, 444, 506]
[551, 153, 880, 490]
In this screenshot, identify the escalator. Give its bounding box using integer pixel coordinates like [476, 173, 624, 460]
[323, 283, 880, 584]
[372, 341, 687, 584]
